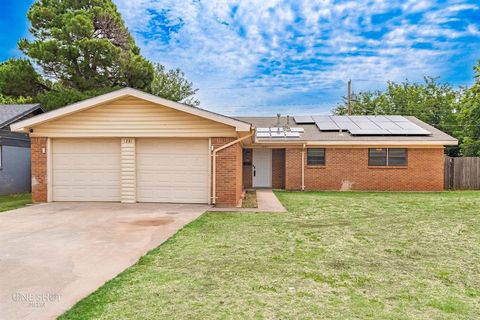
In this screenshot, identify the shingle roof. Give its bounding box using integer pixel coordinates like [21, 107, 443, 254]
[234, 115, 458, 144]
[0, 104, 43, 128]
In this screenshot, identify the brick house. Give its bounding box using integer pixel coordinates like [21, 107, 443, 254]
[11, 88, 457, 207]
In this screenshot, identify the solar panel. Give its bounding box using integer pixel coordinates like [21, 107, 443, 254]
[394, 121, 423, 130]
[256, 132, 270, 138]
[289, 127, 304, 132]
[313, 116, 339, 131]
[285, 132, 301, 138]
[270, 131, 285, 138]
[375, 121, 402, 130]
[294, 116, 314, 124]
[367, 115, 390, 122]
[315, 121, 339, 131]
[349, 129, 390, 135]
[270, 127, 284, 132]
[256, 127, 270, 132]
[354, 120, 381, 130]
[386, 115, 408, 122]
[308, 115, 432, 136]
[312, 115, 332, 122]
[331, 117, 360, 130]
[388, 129, 431, 135]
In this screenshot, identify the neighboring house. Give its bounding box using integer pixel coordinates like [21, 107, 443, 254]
[11, 88, 457, 206]
[0, 104, 45, 195]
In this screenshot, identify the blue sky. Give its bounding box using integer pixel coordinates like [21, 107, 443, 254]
[2, 0, 480, 115]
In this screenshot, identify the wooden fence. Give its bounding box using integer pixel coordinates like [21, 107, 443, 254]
[444, 156, 480, 190]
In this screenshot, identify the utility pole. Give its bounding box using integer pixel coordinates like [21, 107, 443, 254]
[347, 79, 352, 116]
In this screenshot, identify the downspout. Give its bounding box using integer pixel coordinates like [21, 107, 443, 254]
[301, 143, 306, 191]
[212, 131, 254, 205]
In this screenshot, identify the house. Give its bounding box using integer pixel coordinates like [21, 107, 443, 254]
[10, 88, 458, 206]
[0, 104, 45, 195]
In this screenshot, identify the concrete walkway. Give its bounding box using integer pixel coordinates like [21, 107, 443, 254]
[210, 189, 286, 212]
[0, 202, 209, 320]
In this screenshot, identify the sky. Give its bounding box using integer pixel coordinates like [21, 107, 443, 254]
[1, 0, 480, 116]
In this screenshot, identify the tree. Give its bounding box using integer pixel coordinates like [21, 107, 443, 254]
[150, 63, 199, 106]
[333, 77, 461, 154]
[0, 59, 48, 97]
[18, 0, 154, 91]
[458, 63, 480, 156]
[0, 94, 34, 104]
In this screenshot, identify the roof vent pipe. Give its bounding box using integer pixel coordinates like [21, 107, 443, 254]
[286, 115, 290, 130]
[276, 113, 281, 132]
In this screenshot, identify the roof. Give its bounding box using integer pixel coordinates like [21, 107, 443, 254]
[235, 115, 458, 146]
[0, 104, 43, 129]
[10, 88, 251, 132]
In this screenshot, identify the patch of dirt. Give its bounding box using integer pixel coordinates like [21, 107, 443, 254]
[242, 190, 258, 208]
[126, 218, 174, 226]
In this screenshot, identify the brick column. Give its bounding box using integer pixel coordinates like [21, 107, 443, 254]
[285, 148, 302, 190]
[211, 137, 243, 206]
[31, 137, 48, 202]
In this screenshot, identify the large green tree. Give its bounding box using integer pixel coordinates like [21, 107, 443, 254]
[18, 0, 154, 91]
[458, 63, 480, 156]
[150, 63, 199, 106]
[0, 59, 48, 97]
[0, 0, 199, 109]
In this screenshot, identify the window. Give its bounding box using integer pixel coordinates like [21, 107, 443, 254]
[369, 148, 407, 166]
[307, 148, 325, 166]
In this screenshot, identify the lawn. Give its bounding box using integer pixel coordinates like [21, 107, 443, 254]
[61, 191, 480, 320]
[0, 193, 31, 213]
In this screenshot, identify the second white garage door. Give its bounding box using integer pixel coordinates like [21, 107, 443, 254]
[136, 139, 209, 203]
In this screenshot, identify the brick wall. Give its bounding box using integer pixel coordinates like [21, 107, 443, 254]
[272, 148, 285, 189]
[31, 137, 48, 202]
[212, 137, 243, 206]
[285, 147, 445, 191]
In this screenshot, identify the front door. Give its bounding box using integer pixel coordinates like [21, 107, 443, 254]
[253, 149, 272, 188]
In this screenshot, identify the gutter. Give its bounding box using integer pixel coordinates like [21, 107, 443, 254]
[301, 143, 306, 191]
[212, 132, 254, 205]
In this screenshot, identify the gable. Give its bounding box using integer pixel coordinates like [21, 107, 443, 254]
[30, 96, 237, 138]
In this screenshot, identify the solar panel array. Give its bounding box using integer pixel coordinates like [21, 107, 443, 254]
[293, 115, 431, 136]
[256, 127, 304, 139]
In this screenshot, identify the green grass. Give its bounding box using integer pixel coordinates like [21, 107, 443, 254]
[0, 193, 31, 213]
[60, 191, 480, 320]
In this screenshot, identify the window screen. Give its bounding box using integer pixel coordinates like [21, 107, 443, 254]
[369, 148, 407, 166]
[388, 148, 408, 166]
[307, 148, 325, 165]
[368, 148, 387, 166]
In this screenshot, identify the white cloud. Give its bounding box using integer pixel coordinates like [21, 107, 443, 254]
[114, 0, 480, 115]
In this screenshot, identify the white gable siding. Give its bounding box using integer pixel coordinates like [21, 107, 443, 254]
[30, 96, 237, 138]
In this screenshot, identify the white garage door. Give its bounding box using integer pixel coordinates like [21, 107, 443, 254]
[52, 139, 121, 201]
[136, 139, 209, 203]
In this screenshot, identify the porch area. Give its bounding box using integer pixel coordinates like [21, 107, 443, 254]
[243, 148, 286, 190]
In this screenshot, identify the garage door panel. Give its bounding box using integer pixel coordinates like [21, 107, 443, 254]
[52, 139, 121, 201]
[136, 139, 209, 203]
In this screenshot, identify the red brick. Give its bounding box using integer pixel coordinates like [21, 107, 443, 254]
[285, 147, 444, 191]
[31, 137, 48, 202]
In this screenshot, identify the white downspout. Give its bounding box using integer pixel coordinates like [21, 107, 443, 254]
[301, 143, 306, 191]
[212, 132, 254, 205]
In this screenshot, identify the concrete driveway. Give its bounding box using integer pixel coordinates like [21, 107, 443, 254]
[0, 202, 209, 320]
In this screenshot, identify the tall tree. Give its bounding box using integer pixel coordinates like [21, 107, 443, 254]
[18, 0, 154, 91]
[0, 59, 48, 97]
[150, 63, 199, 106]
[458, 63, 480, 156]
